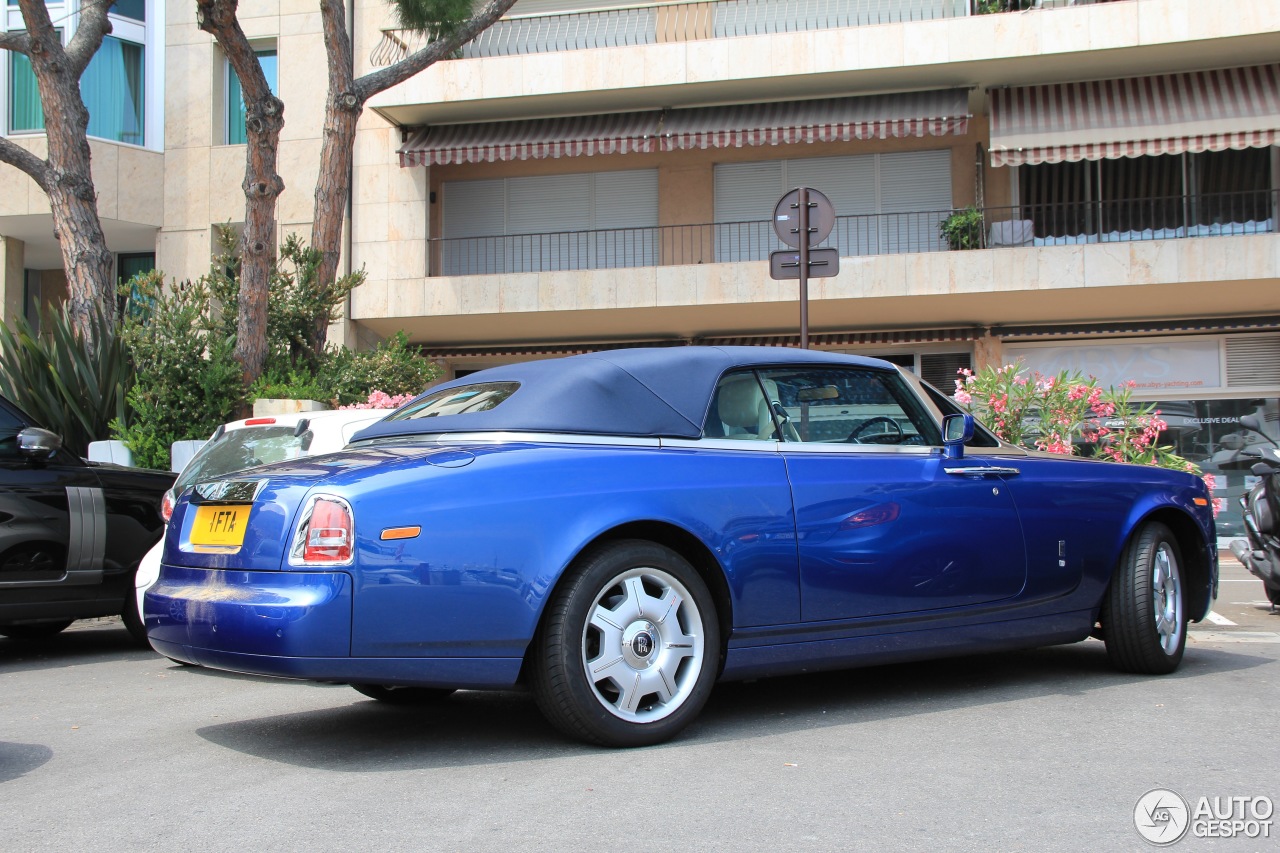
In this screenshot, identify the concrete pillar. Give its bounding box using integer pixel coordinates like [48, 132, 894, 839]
[973, 331, 1004, 371]
[1, 236, 25, 328]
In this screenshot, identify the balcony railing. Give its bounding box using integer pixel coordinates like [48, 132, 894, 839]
[372, 0, 970, 65]
[428, 189, 1278, 277]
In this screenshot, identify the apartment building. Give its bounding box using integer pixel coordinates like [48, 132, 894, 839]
[2, 0, 1279, 537]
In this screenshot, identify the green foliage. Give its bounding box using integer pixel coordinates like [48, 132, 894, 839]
[391, 0, 475, 37]
[0, 300, 130, 458]
[976, 0, 1033, 13]
[939, 206, 985, 250]
[114, 271, 245, 470]
[252, 332, 441, 406]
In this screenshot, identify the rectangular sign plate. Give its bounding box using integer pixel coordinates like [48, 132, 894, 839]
[769, 248, 840, 280]
[190, 504, 251, 548]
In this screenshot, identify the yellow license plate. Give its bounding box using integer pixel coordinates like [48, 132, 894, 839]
[190, 504, 252, 548]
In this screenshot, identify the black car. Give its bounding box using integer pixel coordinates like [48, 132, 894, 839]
[0, 395, 174, 642]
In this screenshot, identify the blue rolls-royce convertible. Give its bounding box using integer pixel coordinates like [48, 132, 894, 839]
[145, 347, 1217, 746]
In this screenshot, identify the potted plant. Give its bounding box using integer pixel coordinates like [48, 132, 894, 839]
[939, 206, 986, 250]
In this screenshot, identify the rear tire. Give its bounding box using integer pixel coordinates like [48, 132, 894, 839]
[530, 540, 720, 747]
[0, 620, 75, 640]
[351, 684, 456, 705]
[1101, 522, 1186, 674]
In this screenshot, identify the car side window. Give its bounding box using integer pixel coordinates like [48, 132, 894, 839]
[705, 372, 780, 441]
[756, 367, 942, 446]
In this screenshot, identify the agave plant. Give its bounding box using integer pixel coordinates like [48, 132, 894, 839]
[0, 301, 131, 458]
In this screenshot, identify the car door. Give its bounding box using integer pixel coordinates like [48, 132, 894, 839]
[750, 366, 1028, 622]
[0, 404, 107, 591]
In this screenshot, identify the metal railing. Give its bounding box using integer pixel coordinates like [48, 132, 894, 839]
[428, 189, 1278, 276]
[371, 0, 969, 65]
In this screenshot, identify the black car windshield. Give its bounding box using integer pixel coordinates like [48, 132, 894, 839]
[387, 382, 520, 421]
[177, 426, 310, 490]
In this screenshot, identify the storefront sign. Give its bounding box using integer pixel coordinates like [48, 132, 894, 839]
[1004, 339, 1223, 393]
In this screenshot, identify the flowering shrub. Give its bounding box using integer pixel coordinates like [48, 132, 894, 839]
[955, 362, 1221, 515]
[339, 390, 415, 410]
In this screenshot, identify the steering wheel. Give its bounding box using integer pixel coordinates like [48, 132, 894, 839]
[845, 416, 904, 444]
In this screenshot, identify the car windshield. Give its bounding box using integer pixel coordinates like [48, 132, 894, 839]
[176, 426, 310, 490]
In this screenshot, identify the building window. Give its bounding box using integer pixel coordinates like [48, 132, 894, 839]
[1018, 148, 1274, 240]
[226, 48, 278, 145]
[441, 169, 659, 274]
[110, 0, 146, 22]
[7, 48, 42, 133]
[6, 31, 144, 145]
[83, 36, 145, 145]
[713, 151, 953, 261]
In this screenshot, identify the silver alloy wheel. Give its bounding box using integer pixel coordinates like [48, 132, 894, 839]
[1152, 542, 1184, 655]
[581, 567, 705, 723]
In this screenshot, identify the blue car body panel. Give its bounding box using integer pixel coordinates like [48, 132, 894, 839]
[146, 347, 1218, 692]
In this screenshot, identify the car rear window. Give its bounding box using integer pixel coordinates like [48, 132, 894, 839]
[176, 426, 311, 491]
[386, 382, 519, 421]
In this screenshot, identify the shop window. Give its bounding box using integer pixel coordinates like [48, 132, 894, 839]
[226, 48, 278, 145]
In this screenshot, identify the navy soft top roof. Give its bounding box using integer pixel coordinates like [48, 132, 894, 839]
[351, 346, 896, 443]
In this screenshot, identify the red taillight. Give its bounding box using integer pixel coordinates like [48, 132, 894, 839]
[160, 490, 174, 522]
[243, 417, 276, 425]
[301, 498, 353, 563]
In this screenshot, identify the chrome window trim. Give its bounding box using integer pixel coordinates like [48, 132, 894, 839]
[661, 437, 783, 452]
[775, 442, 939, 456]
[378, 431, 663, 448]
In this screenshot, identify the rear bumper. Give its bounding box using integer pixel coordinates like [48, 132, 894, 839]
[144, 565, 521, 688]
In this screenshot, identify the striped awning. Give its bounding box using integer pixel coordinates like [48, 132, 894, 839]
[399, 89, 971, 167]
[697, 328, 984, 347]
[399, 112, 663, 166]
[996, 316, 1280, 340]
[989, 64, 1280, 167]
[661, 89, 970, 150]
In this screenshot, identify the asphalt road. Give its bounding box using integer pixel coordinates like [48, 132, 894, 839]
[2, 562, 1277, 853]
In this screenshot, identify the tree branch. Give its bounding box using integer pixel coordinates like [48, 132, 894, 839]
[0, 137, 50, 192]
[63, 0, 113, 79]
[354, 0, 518, 101]
[199, 0, 278, 107]
[0, 30, 31, 54]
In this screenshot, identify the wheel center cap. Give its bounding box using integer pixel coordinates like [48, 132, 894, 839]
[621, 621, 660, 668]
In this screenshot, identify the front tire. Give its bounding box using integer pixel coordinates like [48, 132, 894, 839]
[530, 540, 720, 747]
[1101, 522, 1186, 674]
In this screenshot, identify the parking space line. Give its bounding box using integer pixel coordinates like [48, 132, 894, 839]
[1204, 611, 1237, 626]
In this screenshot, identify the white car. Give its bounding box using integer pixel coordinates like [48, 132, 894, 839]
[134, 409, 389, 621]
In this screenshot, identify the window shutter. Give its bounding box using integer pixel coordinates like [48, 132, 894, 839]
[1226, 334, 1280, 387]
[593, 169, 659, 268]
[714, 161, 783, 261]
[921, 352, 972, 389]
[441, 179, 507, 275]
[786, 154, 877, 255]
[879, 150, 952, 253]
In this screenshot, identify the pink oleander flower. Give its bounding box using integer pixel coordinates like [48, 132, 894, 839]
[1067, 384, 1088, 401]
[954, 389, 972, 405]
[339, 390, 415, 410]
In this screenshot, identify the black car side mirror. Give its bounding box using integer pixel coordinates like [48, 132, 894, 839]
[17, 427, 62, 459]
[942, 413, 974, 460]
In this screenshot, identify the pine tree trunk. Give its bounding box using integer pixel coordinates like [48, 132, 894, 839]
[198, 0, 285, 386]
[0, 2, 117, 352]
[309, 0, 358, 358]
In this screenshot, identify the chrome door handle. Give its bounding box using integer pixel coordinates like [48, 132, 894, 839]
[945, 466, 1021, 477]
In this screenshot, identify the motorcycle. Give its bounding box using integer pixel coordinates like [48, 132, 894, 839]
[1228, 415, 1280, 612]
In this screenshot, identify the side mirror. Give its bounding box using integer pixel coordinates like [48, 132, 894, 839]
[17, 427, 62, 459]
[942, 413, 974, 460]
[1240, 414, 1262, 432]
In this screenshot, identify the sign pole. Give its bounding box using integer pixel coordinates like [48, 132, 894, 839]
[797, 188, 810, 350]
